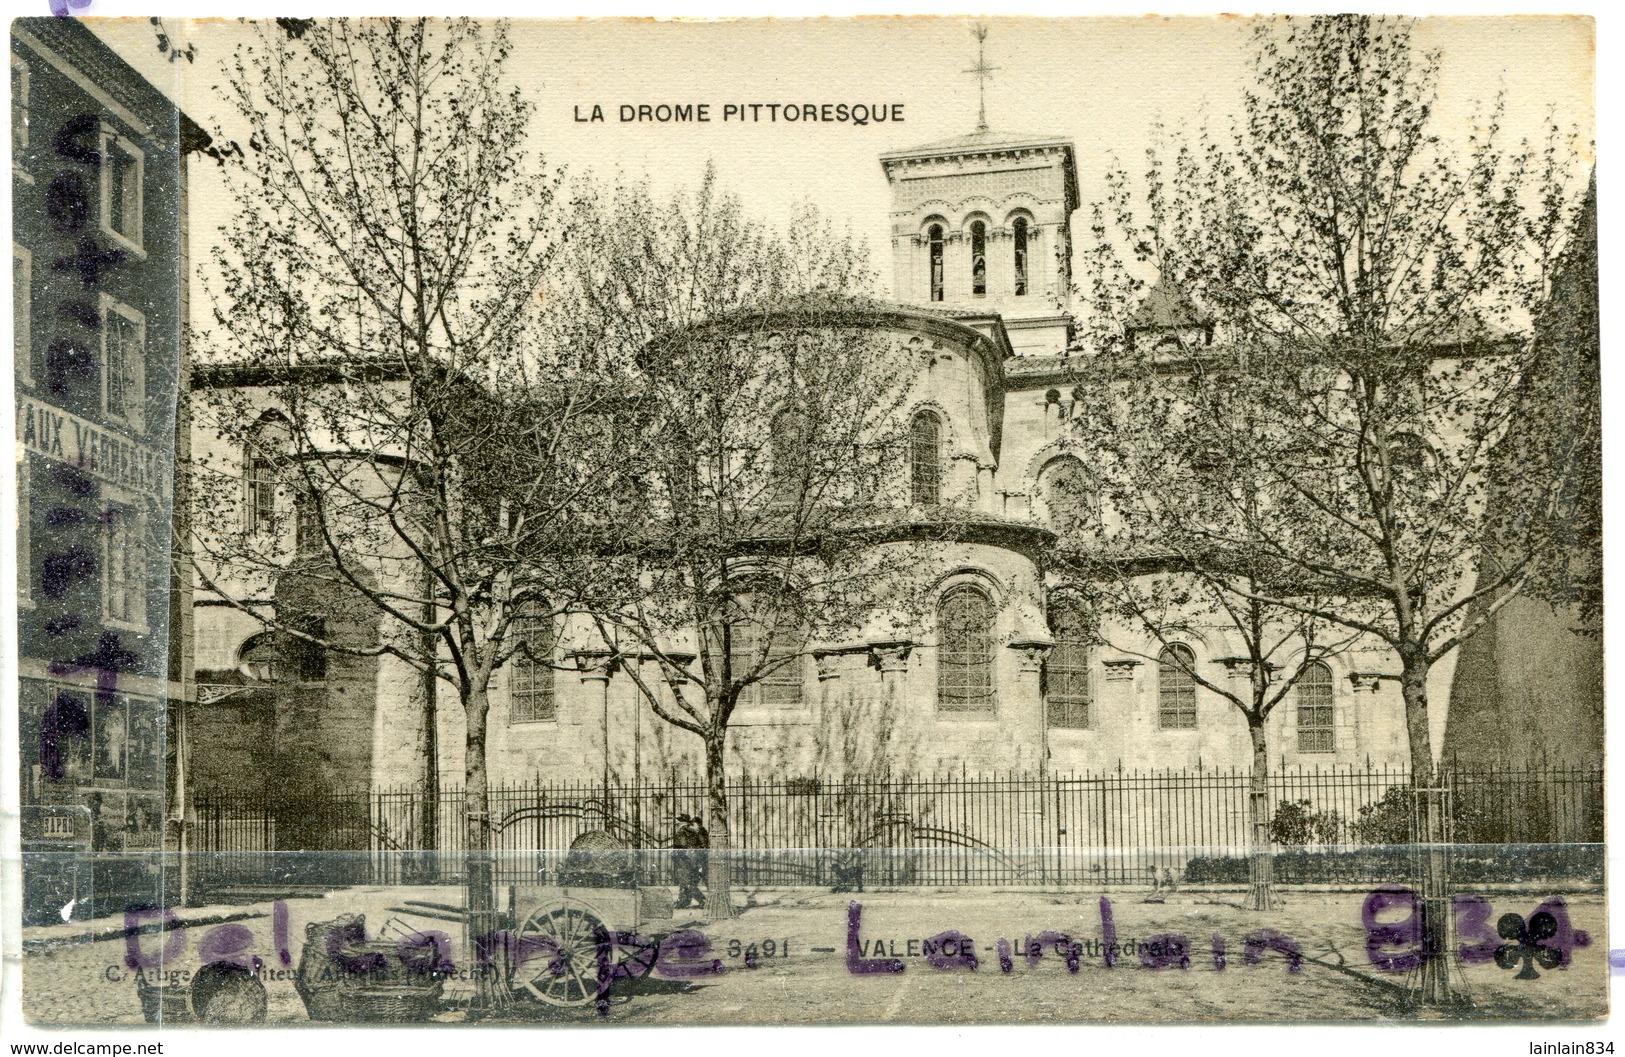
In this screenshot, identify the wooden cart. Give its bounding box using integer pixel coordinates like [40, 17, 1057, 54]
[500, 830, 678, 1008]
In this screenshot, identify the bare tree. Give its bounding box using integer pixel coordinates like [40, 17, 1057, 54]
[1062, 353, 1367, 911]
[550, 172, 944, 920]
[186, 18, 627, 1005]
[1072, 15, 1588, 1001]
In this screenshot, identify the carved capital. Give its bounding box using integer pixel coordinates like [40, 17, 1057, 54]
[868, 640, 914, 674]
[1216, 657, 1280, 682]
[1102, 658, 1143, 682]
[658, 650, 697, 685]
[1006, 636, 1054, 674]
[813, 651, 844, 682]
[570, 649, 617, 683]
[1348, 671, 1393, 694]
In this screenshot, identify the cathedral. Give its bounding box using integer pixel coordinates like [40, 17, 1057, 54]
[186, 112, 1414, 806]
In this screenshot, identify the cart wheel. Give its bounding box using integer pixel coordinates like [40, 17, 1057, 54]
[509, 901, 605, 1007]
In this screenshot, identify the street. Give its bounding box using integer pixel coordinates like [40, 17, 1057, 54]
[21, 886, 1607, 1025]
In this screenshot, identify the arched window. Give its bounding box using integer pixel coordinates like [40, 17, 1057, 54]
[938, 585, 995, 713]
[1388, 432, 1431, 472]
[970, 220, 987, 297]
[728, 589, 805, 708]
[1157, 643, 1198, 729]
[509, 602, 556, 723]
[1297, 661, 1334, 753]
[928, 224, 945, 302]
[1013, 217, 1029, 296]
[909, 411, 943, 507]
[1045, 597, 1091, 729]
[245, 412, 291, 533]
[235, 632, 284, 681]
[1039, 456, 1099, 535]
[771, 405, 812, 499]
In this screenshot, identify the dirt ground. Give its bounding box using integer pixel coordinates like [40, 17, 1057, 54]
[20, 885, 1608, 1025]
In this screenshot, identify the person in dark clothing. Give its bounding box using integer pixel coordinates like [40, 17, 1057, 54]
[692, 816, 710, 907]
[673, 814, 703, 909]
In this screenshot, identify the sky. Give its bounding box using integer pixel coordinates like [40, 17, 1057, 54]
[84, 15, 1596, 302]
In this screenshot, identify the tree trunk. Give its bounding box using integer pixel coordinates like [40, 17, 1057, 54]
[703, 731, 736, 921]
[416, 591, 439, 879]
[1246, 721, 1275, 912]
[412, 648, 439, 882]
[462, 683, 504, 1010]
[1399, 654, 1454, 1006]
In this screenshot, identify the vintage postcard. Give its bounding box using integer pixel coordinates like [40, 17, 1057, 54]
[4, 11, 1604, 1033]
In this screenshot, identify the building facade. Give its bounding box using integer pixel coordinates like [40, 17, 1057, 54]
[13, 17, 206, 920]
[185, 121, 1423, 810]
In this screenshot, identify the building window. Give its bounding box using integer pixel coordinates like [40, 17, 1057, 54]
[237, 632, 284, 682]
[102, 500, 146, 628]
[1157, 643, 1198, 729]
[510, 603, 556, 723]
[1388, 431, 1431, 473]
[245, 414, 291, 533]
[99, 297, 144, 428]
[99, 126, 143, 250]
[1045, 597, 1091, 729]
[928, 224, 944, 302]
[1013, 217, 1029, 296]
[771, 405, 811, 500]
[909, 411, 942, 507]
[1039, 456, 1099, 535]
[938, 584, 995, 714]
[729, 591, 805, 708]
[12, 57, 28, 154]
[15, 244, 31, 386]
[970, 220, 987, 297]
[1297, 661, 1335, 753]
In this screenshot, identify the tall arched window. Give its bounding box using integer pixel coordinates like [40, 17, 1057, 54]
[1297, 661, 1334, 753]
[1157, 643, 1198, 729]
[244, 412, 291, 533]
[909, 411, 942, 507]
[970, 220, 987, 297]
[938, 585, 995, 713]
[771, 405, 811, 499]
[928, 224, 945, 302]
[509, 602, 556, 723]
[1013, 217, 1029, 296]
[1045, 597, 1091, 729]
[1039, 456, 1099, 535]
[728, 590, 805, 708]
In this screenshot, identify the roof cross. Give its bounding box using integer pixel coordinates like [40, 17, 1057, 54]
[965, 24, 998, 133]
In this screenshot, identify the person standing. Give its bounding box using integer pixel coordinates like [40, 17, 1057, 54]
[673, 814, 702, 909]
[692, 815, 710, 909]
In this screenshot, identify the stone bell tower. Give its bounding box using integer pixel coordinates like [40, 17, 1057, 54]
[878, 30, 1079, 357]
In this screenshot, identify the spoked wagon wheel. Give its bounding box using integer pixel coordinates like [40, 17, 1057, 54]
[510, 901, 605, 1007]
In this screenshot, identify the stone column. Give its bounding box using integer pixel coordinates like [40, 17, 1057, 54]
[985, 225, 1008, 302]
[1101, 658, 1143, 765]
[945, 230, 967, 302]
[1007, 637, 1053, 771]
[571, 649, 617, 798]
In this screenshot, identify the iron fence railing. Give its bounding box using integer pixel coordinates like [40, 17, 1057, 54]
[189, 762, 1603, 893]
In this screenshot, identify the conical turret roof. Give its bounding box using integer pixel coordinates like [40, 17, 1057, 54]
[1127, 275, 1210, 331]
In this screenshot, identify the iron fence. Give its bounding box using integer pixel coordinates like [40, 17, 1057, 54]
[190, 762, 1602, 893]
